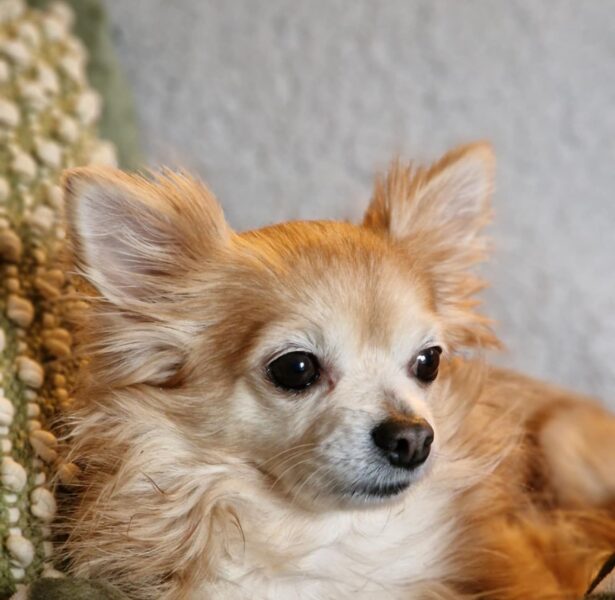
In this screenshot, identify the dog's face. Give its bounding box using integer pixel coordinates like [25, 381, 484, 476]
[65, 143, 496, 510]
[220, 223, 444, 508]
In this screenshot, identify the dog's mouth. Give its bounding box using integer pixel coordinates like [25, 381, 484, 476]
[347, 479, 411, 499]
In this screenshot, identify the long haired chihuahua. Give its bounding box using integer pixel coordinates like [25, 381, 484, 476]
[61, 143, 615, 599]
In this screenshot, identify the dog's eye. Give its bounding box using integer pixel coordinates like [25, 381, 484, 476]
[412, 346, 442, 383]
[267, 352, 321, 391]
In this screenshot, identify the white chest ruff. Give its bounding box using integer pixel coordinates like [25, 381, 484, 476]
[199, 481, 459, 599]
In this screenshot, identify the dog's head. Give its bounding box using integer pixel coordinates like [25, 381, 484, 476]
[64, 143, 496, 510]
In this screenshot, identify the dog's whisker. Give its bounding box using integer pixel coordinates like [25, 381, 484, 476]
[255, 442, 318, 470]
[285, 462, 336, 509]
[259, 447, 318, 483]
[266, 454, 321, 494]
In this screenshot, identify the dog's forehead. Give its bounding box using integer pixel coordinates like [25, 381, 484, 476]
[237, 220, 435, 348]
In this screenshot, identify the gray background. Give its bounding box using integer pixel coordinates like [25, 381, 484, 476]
[103, 0, 615, 406]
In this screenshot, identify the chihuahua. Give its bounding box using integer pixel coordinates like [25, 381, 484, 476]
[60, 143, 615, 599]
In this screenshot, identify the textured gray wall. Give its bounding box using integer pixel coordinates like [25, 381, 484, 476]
[103, 0, 615, 406]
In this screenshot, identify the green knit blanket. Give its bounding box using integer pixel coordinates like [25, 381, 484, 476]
[0, 0, 135, 596]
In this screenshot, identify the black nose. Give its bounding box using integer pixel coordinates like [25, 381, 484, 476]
[371, 418, 434, 470]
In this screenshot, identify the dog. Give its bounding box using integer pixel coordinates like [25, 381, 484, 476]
[59, 142, 615, 599]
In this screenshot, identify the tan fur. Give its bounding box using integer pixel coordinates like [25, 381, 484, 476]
[58, 144, 615, 599]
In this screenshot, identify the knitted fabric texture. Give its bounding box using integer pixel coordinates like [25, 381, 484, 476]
[0, 0, 116, 596]
[28, 0, 141, 169]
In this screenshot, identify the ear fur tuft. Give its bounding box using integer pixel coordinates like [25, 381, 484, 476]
[63, 167, 230, 306]
[363, 142, 500, 349]
[62, 168, 231, 386]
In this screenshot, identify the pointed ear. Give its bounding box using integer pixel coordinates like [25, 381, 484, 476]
[363, 142, 499, 349]
[64, 167, 231, 305]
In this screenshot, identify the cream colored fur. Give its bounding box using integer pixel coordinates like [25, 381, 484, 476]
[58, 144, 615, 599]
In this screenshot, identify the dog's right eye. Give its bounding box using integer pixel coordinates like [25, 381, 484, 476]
[267, 352, 321, 391]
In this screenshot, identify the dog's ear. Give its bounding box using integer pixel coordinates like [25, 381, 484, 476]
[63, 168, 232, 387]
[64, 167, 231, 306]
[363, 142, 499, 349]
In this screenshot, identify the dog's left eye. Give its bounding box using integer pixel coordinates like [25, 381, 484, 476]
[412, 346, 442, 383]
[267, 352, 321, 391]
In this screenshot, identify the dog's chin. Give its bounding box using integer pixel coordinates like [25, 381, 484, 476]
[271, 474, 415, 512]
[337, 459, 434, 508]
[268, 460, 432, 512]
[297, 476, 420, 511]
[341, 479, 412, 506]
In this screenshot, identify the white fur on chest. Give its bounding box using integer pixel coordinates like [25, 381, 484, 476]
[198, 480, 458, 599]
